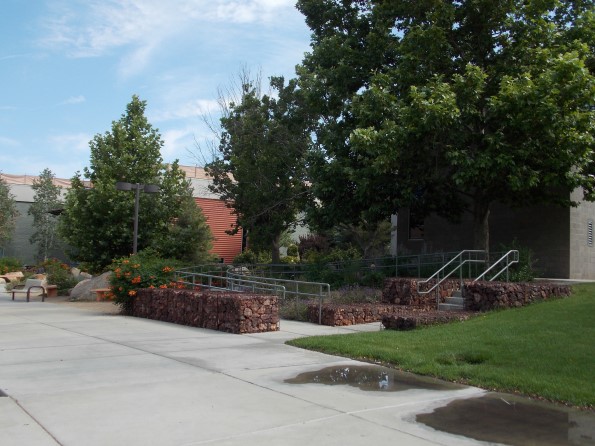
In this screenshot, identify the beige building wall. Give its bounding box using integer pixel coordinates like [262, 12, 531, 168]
[569, 189, 595, 279]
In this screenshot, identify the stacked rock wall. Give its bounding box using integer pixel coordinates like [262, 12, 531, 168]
[463, 282, 572, 311]
[133, 288, 279, 334]
[381, 277, 463, 308]
[307, 278, 572, 326]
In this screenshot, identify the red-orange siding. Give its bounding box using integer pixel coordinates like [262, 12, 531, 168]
[195, 197, 243, 263]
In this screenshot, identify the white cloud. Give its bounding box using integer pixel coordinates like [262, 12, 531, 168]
[59, 95, 86, 106]
[48, 132, 91, 154]
[0, 136, 20, 147]
[150, 99, 219, 122]
[40, 0, 297, 57]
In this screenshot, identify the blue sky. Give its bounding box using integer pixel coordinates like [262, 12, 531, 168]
[1, 0, 311, 179]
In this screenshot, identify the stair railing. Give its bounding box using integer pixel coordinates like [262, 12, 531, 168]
[417, 250, 488, 304]
[474, 250, 519, 282]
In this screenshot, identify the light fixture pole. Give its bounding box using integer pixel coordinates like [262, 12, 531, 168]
[116, 182, 160, 254]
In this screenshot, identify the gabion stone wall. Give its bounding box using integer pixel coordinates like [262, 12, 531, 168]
[307, 278, 572, 327]
[463, 281, 572, 311]
[133, 288, 279, 334]
[381, 277, 463, 308]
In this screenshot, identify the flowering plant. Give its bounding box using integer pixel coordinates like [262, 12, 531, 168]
[109, 250, 185, 313]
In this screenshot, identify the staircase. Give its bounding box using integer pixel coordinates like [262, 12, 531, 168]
[438, 290, 465, 311]
[434, 250, 520, 311]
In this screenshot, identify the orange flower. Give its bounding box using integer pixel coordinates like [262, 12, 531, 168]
[128, 290, 137, 296]
[131, 276, 141, 284]
[159, 284, 168, 289]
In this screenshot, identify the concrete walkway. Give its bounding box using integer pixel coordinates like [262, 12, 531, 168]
[0, 294, 489, 445]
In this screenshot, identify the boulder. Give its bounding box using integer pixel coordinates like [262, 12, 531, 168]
[70, 272, 112, 300]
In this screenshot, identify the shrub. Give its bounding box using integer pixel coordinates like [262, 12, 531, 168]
[498, 240, 538, 282]
[0, 257, 22, 275]
[109, 251, 185, 314]
[303, 247, 363, 286]
[42, 258, 77, 293]
[330, 285, 382, 304]
[233, 249, 272, 265]
[287, 244, 299, 257]
[298, 233, 329, 258]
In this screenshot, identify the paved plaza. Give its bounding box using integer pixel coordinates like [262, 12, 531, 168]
[1, 294, 587, 446]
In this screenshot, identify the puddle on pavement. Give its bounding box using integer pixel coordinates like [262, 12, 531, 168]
[417, 393, 595, 446]
[284, 365, 463, 392]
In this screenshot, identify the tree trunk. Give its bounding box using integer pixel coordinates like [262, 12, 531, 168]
[271, 234, 281, 264]
[473, 199, 490, 255]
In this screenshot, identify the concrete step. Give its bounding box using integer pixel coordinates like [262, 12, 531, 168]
[451, 290, 463, 298]
[444, 296, 464, 306]
[438, 303, 465, 311]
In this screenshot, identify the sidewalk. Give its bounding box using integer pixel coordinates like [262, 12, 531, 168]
[0, 294, 500, 445]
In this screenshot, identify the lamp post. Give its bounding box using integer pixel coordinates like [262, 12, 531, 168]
[116, 182, 160, 254]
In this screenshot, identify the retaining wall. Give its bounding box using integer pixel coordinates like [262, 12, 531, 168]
[464, 281, 572, 311]
[132, 288, 279, 334]
[307, 278, 572, 327]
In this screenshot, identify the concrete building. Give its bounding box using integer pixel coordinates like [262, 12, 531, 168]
[0, 167, 243, 265]
[395, 189, 595, 280]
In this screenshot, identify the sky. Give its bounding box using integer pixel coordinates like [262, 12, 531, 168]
[0, 0, 312, 179]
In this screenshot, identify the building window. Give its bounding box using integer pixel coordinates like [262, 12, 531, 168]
[588, 220, 593, 247]
[409, 209, 424, 240]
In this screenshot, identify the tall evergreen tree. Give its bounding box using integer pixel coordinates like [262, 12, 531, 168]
[59, 95, 212, 271]
[28, 168, 63, 261]
[0, 175, 18, 251]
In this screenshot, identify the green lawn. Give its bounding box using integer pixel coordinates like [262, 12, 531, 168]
[287, 283, 595, 408]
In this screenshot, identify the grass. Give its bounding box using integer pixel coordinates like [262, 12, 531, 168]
[287, 283, 595, 408]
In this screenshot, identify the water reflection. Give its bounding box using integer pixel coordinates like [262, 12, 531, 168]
[284, 365, 462, 392]
[417, 393, 595, 446]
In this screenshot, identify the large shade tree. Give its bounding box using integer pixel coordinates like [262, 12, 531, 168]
[297, 0, 595, 252]
[205, 75, 310, 263]
[59, 95, 212, 270]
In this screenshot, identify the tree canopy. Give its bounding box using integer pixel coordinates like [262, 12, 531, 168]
[297, 0, 595, 251]
[205, 75, 310, 262]
[59, 95, 212, 271]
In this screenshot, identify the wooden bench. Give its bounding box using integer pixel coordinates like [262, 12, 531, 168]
[91, 288, 112, 301]
[11, 279, 48, 302]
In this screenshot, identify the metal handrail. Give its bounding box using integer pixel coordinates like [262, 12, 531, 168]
[175, 270, 286, 297]
[474, 250, 519, 282]
[227, 269, 331, 324]
[417, 250, 488, 298]
[175, 265, 331, 324]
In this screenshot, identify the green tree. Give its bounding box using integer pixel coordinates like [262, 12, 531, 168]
[205, 75, 310, 263]
[297, 0, 595, 252]
[28, 168, 63, 261]
[59, 95, 212, 271]
[0, 175, 18, 250]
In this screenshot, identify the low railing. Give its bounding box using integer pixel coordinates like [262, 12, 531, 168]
[227, 268, 330, 324]
[417, 250, 488, 303]
[175, 269, 286, 297]
[475, 250, 519, 282]
[175, 265, 331, 324]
